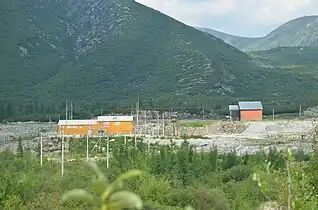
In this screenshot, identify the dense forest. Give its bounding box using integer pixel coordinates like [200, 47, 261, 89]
[0, 99, 312, 122]
[0, 137, 317, 209]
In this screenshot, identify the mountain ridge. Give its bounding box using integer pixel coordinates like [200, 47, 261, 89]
[196, 27, 261, 50]
[0, 0, 258, 107]
[1, 0, 318, 119]
[197, 15, 318, 51]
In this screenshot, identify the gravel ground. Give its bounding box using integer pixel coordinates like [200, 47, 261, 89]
[144, 137, 315, 155]
[238, 120, 316, 139]
[0, 122, 57, 145]
[144, 120, 317, 154]
[0, 120, 317, 154]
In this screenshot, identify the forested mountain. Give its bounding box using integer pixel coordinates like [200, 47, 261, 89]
[1, 0, 318, 120]
[250, 46, 318, 67]
[198, 15, 318, 51]
[196, 27, 260, 50]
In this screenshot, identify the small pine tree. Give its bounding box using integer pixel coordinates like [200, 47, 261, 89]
[16, 137, 23, 157]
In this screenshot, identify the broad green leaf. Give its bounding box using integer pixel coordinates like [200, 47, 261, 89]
[106, 200, 125, 210]
[101, 204, 107, 210]
[62, 189, 94, 204]
[92, 178, 107, 195]
[117, 169, 142, 182]
[252, 173, 259, 181]
[87, 161, 107, 183]
[266, 161, 271, 173]
[101, 181, 122, 201]
[109, 191, 143, 209]
[185, 206, 195, 210]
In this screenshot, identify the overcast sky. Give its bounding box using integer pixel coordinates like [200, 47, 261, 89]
[136, 0, 318, 37]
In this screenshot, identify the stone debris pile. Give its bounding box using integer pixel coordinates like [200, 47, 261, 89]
[216, 122, 247, 134]
[0, 122, 57, 139]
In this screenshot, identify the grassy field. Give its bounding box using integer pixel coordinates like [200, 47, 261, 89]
[178, 121, 220, 128]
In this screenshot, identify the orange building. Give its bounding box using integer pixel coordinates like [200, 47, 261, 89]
[57, 120, 98, 136]
[96, 116, 134, 135]
[57, 116, 134, 136]
[238, 101, 263, 121]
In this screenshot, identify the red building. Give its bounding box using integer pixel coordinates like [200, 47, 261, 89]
[238, 101, 263, 121]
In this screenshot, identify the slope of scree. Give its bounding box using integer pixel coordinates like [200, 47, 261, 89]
[12, 0, 263, 106]
[1, 0, 318, 110]
[0, 0, 72, 97]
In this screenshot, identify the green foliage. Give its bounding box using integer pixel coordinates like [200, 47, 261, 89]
[250, 46, 318, 67]
[62, 162, 143, 210]
[0, 137, 317, 209]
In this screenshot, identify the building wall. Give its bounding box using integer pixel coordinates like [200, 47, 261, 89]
[57, 121, 134, 136]
[57, 125, 92, 136]
[240, 110, 263, 121]
[230, 110, 240, 119]
[97, 121, 134, 134]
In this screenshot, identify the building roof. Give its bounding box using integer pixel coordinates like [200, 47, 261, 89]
[97, 116, 134, 122]
[58, 120, 97, 126]
[238, 101, 263, 110]
[229, 105, 239, 111]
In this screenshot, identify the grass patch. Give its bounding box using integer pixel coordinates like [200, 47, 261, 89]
[179, 121, 219, 128]
[180, 135, 209, 139]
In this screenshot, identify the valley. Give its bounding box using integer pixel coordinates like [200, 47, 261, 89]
[1, 1, 318, 209]
[1, 1, 318, 122]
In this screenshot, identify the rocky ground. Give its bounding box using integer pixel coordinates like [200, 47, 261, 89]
[0, 120, 317, 155]
[145, 120, 318, 154]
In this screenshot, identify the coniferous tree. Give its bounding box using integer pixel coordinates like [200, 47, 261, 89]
[16, 137, 24, 157]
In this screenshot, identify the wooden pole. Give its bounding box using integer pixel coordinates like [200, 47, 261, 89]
[106, 135, 110, 169]
[40, 132, 43, 166]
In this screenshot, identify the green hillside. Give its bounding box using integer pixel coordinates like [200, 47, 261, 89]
[244, 16, 318, 51]
[196, 27, 261, 50]
[249, 46, 318, 113]
[250, 46, 318, 67]
[198, 15, 318, 52]
[1, 0, 318, 120]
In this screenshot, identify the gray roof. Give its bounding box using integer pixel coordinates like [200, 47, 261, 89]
[238, 101, 263, 110]
[229, 105, 239, 111]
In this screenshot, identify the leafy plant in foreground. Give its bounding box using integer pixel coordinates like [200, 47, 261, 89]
[62, 161, 143, 210]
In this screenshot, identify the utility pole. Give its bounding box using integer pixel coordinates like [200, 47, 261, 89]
[144, 110, 147, 134]
[272, 108, 275, 121]
[40, 132, 43, 167]
[162, 112, 165, 136]
[157, 112, 160, 136]
[202, 107, 205, 119]
[100, 106, 103, 116]
[299, 104, 302, 117]
[136, 93, 139, 134]
[106, 135, 109, 169]
[70, 100, 73, 120]
[62, 100, 67, 178]
[86, 124, 90, 161]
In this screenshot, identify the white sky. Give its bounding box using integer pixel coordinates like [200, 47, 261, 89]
[136, 0, 318, 37]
